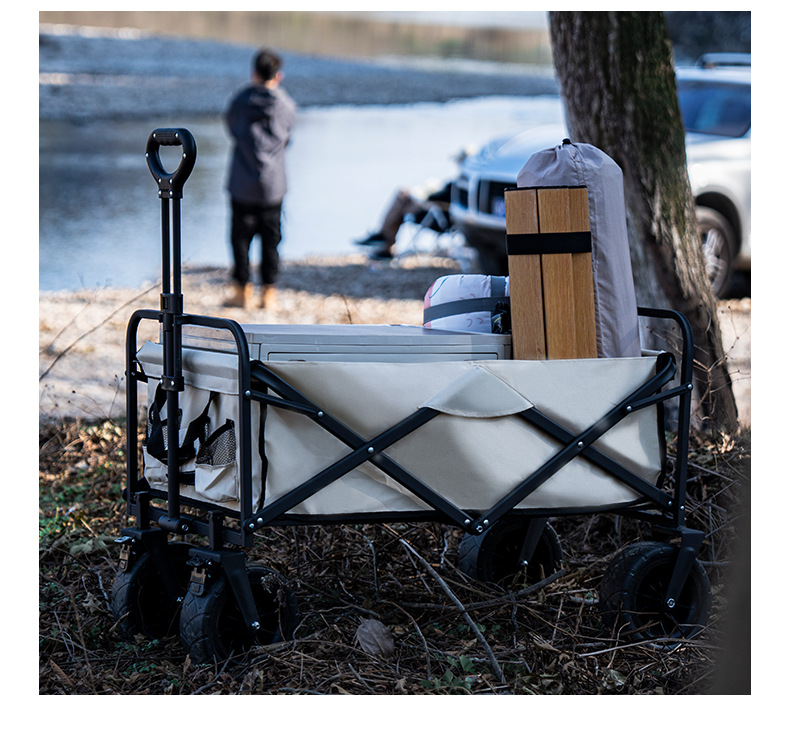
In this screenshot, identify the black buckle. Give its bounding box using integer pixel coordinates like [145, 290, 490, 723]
[188, 565, 209, 596]
[116, 537, 135, 573]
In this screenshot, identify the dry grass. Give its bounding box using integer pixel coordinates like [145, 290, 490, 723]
[39, 417, 749, 695]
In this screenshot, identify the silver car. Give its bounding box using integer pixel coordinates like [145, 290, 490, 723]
[450, 55, 751, 296]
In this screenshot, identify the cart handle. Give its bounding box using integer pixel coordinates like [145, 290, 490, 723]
[145, 128, 197, 198]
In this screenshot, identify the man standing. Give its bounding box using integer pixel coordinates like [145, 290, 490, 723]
[224, 48, 296, 309]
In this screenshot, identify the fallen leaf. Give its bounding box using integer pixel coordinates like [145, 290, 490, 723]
[602, 668, 627, 690]
[532, 637, 560, 653]
[83, 593, 102, 614]
[50, 659, 74, 687]
[355, 618, 395, 658]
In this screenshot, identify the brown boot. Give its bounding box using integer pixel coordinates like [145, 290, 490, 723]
[223, 282, 251, 308]
[259, 284, 278, 310]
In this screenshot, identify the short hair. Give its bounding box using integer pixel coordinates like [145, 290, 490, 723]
[254, 48, 282, 82]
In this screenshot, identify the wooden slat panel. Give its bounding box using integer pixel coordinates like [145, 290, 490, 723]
[568, 186, 590, 232]
[505, 188, 546, 359]
[505, 185, 597, 360]
[537, 188, 578, 359]
[568, 187, 597, 358]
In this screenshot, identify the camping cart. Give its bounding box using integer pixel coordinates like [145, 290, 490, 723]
[110, 129, 711, 664]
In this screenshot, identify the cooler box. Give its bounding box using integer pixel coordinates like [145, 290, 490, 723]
[179, 323, 511, 362]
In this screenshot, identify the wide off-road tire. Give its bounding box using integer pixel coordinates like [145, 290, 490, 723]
[458, 519, 562, 586]
[598, 541, 711, 645]
[179, 565, 299, 664]
[110, 541, 193, 640]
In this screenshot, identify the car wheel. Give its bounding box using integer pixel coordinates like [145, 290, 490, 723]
[697, 206, 737, 297]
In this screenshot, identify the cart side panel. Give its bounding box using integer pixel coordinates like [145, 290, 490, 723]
[263, 357, 664, 516]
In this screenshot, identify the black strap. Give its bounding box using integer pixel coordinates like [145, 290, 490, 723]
[181, 395, 215, 455]
[493, 277, 507, 298]
[423, 276, 509, 324]
[423, 296, 509, 324]
[506, 230, 592, 256]
[144, 384, 171, 461]
[144, 383, 214, 463]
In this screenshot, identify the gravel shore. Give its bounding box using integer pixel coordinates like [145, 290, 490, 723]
[38, 25, 750, 426]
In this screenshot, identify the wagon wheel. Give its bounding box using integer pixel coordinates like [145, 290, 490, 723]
[179, 565, 299, 664]
[598, 541, 711, 645]
[110, 541, 193, 639]
[458, 519, 562, 586]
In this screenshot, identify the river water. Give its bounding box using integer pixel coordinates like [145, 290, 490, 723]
[39, 95, 563, 291]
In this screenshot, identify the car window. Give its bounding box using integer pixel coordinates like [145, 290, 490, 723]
[677, 80, 751, 138]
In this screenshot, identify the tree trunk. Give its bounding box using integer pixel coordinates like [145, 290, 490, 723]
[549, 10, 738, 434]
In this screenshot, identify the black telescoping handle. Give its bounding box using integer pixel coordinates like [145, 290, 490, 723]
[145, 128, 197, 198]
[144, 128, 197, 524]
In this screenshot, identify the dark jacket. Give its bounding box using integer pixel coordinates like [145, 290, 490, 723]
[225, 84, 296, 206]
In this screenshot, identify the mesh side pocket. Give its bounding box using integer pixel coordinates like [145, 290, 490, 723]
[195, 419, 238, 504]
[145, 406, 182, 460]
[142, 390, 183, 486]
[197, 420, 236, 466]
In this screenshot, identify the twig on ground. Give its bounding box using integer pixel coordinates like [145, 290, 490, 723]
[41, 296, 96, 355]
[399, 568, 568, 612]
[384, 599, 433, 681]
[388, 526, 506, 684]
[39, 283, 158, 381]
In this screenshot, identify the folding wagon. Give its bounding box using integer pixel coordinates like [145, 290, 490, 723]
[110, 129, 712, 663]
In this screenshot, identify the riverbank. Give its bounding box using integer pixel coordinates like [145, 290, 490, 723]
[39, 23, 558, 121]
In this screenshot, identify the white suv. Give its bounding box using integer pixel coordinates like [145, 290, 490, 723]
[450, 55, 751, 296]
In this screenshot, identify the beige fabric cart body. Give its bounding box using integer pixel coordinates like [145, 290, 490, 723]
[137, 336, 667, 522]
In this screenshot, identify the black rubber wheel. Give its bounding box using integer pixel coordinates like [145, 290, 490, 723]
[697, 206, 737, 297]
[598, 541, 711, 644]
[179, 565, 299, 664]
[458, 520, 562, 586]
[110, 541, 193, 640]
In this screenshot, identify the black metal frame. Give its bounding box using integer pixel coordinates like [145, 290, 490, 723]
[117, 128, 704, 636]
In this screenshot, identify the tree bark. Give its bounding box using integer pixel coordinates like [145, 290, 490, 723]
[549, 10, 738, 434]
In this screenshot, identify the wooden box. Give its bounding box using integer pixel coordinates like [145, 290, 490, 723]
[505, 186, 597, 360]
